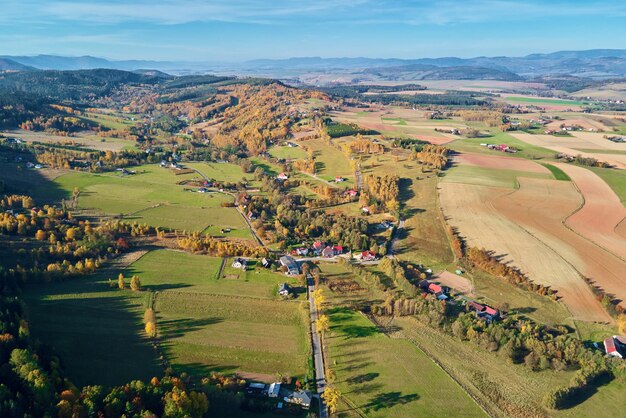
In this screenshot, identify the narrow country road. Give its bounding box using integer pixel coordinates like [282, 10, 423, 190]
[388, 219, 405, 257]
[308, 274, 328, 418]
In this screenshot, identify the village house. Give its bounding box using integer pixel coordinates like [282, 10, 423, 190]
[604, 335, 626, 359]
[428, 283, 448, 300]
[360, 250, 377, 261]
[278, 283, 292, 297]
[232, 258, 248, 270]
[335, 176, 345, 183]
[296, 247, 309, 256]
[261, 257, 272, 268]
[284, 391, 312, 410]
[321, 246, 335, 258]
[279, 255, 300, 276]
[276, 172, 289, 181]
[246, 382, 267, 397]
[467, 301, 500, 322]
[344, 189, 358, 198]
[333, 245, 344, 256]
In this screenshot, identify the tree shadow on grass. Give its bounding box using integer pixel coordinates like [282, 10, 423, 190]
[361, 392, 420, 411]
[158, 317, 224, 339]
[346, 372, 379, 384]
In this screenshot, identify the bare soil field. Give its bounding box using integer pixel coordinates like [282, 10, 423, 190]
[545, 118, 607, 132]
[439, 181, 610, 322]
[511, 132, 626, 169]
[491, 177, 626, 314]
[453, 152, 550, 174]
[554, 163, 626, 260]
[435, 271, 475, 298]
[569, 131, 626, 150]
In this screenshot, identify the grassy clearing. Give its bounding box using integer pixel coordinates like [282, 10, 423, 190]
[296, 138, 353, 177]
[184, 161, 255, 184]
[268, 145, 308, 160]
[326, 307, 486, 418]
[80, 112, 136, 130]
[442, 165, 551, 188]
[23, 268, 162, 387]
[541, 163, 571, 181]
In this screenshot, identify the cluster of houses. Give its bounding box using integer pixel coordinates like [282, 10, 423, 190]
[480, 143, 518, 153]
[246, 382, 312, 411]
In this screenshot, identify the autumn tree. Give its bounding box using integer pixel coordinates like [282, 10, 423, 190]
[130, 275, 141, 291]
[316, 314, 330, 335]
[322, 386, 341, 414]
[118, 273, 125, 290]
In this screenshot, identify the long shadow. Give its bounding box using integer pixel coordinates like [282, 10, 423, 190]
[346, 372, 379, 384]
[360, 392, 420, 411]
[157, 317, 224, 339]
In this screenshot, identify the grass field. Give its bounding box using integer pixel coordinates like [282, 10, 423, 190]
[23, 264, 162, 387]
[296, 138, 353, 178]
[128, 250, 310, 378]
[268, 145, 308, 160]
[326, 307, 486, 417]
[185, 161, 256, 184]
[442, 165, 552, 188]
[541, 163, 571, 181]
[41, 164, 243, 232]
[393, 316, 626, 418]
[503, 96, 589, 107]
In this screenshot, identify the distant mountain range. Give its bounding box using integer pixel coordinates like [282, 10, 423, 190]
[2, 50, 626, 82]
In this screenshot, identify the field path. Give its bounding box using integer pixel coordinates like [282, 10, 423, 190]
[554, 163, 626, 260]
[307, 274, 328, 418]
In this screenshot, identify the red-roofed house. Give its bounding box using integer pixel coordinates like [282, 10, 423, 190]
[345, 189, 358, 198]
[276, 173, 289, 181]
[332, 245, 344, 256]
[467, 301, 485, 313]
[361, 251, 377, 261]
[312, 241, 324, 250]
[427, 283, 447, 300]
[604, 336, 626, 359]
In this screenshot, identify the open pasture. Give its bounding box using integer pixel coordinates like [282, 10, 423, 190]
[326, 307, 486, 418]
[46, 164, 244, 232]
[7, 129, 138, 152]
[126, 249, 309, 377]
[294, 137, 353, 178]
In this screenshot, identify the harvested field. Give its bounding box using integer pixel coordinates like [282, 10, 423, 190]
[453, 152, 550, 174]
[554, 163, 626, 260]
[491, 177, 625, 317]
[439, 182, 610, 322]
[435, 271, 475, 298]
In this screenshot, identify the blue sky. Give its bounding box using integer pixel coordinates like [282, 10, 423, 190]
[1, 0, 625, 61]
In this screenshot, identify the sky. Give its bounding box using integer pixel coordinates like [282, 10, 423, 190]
[1, 0, 625, 62]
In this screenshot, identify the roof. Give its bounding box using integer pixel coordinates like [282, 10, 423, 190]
[279, 283, 291, 292]
[268, 382, 281, 396]
[604, 337, 618, 354]
[484, 307, 498, 316]
[249, 382, 265, 389]
[279, 255, 299, 272]
[428, 283, 443, 294]
[468, 301, 485, 312]
[312, 241, 324, 249]
[333, 245, 343, 252]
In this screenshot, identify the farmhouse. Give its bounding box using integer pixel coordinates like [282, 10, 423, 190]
[247, 382, 267, 396]
[335, 176, 345, 182]
[467, 301, 500, 322]
[296, 247, 310, 256]
[232, 258, 248, 270]
[361, 250, 377, 261]
[604, 336, 626, 359]
[428, 283, 448, 300]
[344, 189, 358, 198]
[279, 255, 300, 275]
[278, 283, 292, 297]
[276, 172, 289, 181]
[284, 390, 312, 409]
[333, 245, 344, 256]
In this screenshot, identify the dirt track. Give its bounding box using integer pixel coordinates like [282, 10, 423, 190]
[440, 181, 611, 322]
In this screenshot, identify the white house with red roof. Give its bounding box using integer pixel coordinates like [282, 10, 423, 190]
[604, 336, 626, 359]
